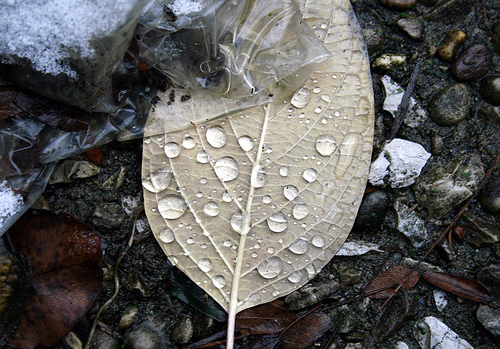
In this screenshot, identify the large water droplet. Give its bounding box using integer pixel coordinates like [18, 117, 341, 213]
[183, 136, 196, 149]
[213, 275, 226, 289]
[283, 185, 299, 201]
[204, 201, 220, 217]
[312, 235, 325, 248]
[288, 237, 309, 254]
[306, 264, 316, 277]
[158, 194, 187, 219]
[222, 191, 233, 202]
[214, 157, 239, 182]
[267, 211, 287, 233]
[158, 227, 175, 243]
[164, 142, 181, 158]
[196, 150, 209, 163]
[231, 212, 245, 233]
[142, 169, 172, 193]
[198, 258, 213, 272]
[262, 195, 272, 204]
[288, 270, 304, 284]
[251, 166, 266, 188]
[206, 126, 227, 148]
[303, 168, 318, 183]
[292, 203, 309, 220]
[290, 87, 311, 108]
[279, 166, 289, 177]
[257, 256, 283, 279]
[238, 136, 254, 152]
[315, 135, 337, 156]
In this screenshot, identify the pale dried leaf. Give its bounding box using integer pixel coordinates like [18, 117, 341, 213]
[142, 0, 374, 316]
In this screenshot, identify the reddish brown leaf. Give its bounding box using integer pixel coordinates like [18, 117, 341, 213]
[86, 147, 103, 165]
[0, 86, 91, 131]
[236, 300, 296, 335]
[7, 209, 104, 349]
[277, 311, 332, 349]
[422, 271, 494, 303]
[365, 265, 420, 299]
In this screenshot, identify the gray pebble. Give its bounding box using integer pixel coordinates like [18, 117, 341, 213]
[94, 329, 120, 349]
[478, 106, 500, 126]
[361, 25, 385, 54]
[172, 316, 194, 344]
[396, 17, 423, 40]
[463, 214, 500, 248]
[126, 326, 161, 349]
[479, 175, 500, 214]
[284, 277, 339, 310]
[91, 203, 126, 230]
[477, 264, 500, 300]
[480, 75, 500, 106]
[102, 166, 126, 190]
[428, 84, 470, 126]
[431, 135, 444, 155]
[477, 305, 500, 337]
[354, 190, 391, 231]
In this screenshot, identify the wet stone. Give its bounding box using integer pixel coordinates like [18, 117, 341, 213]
[330, 299, 369, 334]
[492, 21, 500, 54]
[413, 316, 473, 349]
[172, 316, 194, 344]
[336, 265, 363, 291]
[94, 329, 120, 349]
[431, 135, 444, 156]
[437, 30, 467, 61]
[284, 276, 339, 310]
[477, 264, 500, 300]
[378, 0, 417, 10]
[64, 332, 82, 349]
[450, 44, 492, 82]
[336, 241, 384, 256]
[119, 305, 139, 329]
[478, 106, 500, 126]
[433, 289, 448, 312]
[91, 203, 126, 230]
[396, 16, 423, 40]
[479, 174, 500, 214]
[353, 190, 391, 231]
[480, 75, 500, 106]
[462, 213, 500, 248]
[394, 197, 427, 248]
[361, 23, 385, 54]
[371, 53, 406, 73]
[126, 326, 161, 349]
[428, 84, 470, 126]
[102, 166, 126, 190]
[122, 271, 148, 297]
[477, 306, 500, 337]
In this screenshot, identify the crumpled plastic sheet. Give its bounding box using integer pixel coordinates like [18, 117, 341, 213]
[0, 0, 330, 235]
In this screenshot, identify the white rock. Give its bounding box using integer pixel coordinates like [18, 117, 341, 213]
[335, 241, 383, 256]
[433, 289, 448, 312]
[396, 342, 409, 349]
[369, 138, 431, 188]
[413, 316, 473, 349]
[381, 75, 428, 128]
[394, 197, 427, 247]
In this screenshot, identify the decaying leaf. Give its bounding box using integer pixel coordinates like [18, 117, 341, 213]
[236, 300, 296, 335]
[422, 271, 494, 303]
[86, 147, 104, 165]
[366, 265, 420, 299]
[7, 209, 104, 349]
[141, 0, 374, 344]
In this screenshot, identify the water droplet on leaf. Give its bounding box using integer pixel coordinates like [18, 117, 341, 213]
[196, 150, 209, 163]
[291, 87, 311, 108]
[204, 201, 220, 217]
[283, 185, 299, 201]
[213, 275, 226, 289]
[159, 227, 175, 243]
[315, 135, 337, 156]
[198, 258, 213, 272]
[158, 195, 187, 219]
[303, 168, 318, 183]
[257, 256, 283, 279]
[288, 237, 309, 254]
[288, 270, 304, 283]
[164, 142, 181, 158]
[267, 211, 287, 233]
[206, 126, 228, 148]
[214, 157, 239, 182]
[238, 136, 254, 151]
[312, 235, 325, 248]
[292, 203, 309, 220]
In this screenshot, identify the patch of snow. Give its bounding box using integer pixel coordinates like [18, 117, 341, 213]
[170, 0, 203, 15]
[0, 182, 24, 227]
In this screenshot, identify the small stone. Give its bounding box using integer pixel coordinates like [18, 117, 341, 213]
[91, 203, 126, 230]
[450, 44, 492, 82]
[414, 152, 485, 220]
[413, 316, 473, 349]
[378, 0, 417, 10]
[477, 306, 500, 337]
[64, 332, 82, 349]
[285, 277, 339, 310]
[396, 342, 410, 349]
[394, 197, 427, 248]
[345, 343, 364, 349]
[172, 316, 194, 344]
[462, 213, 500, 247]
[477, 264, 500, 300]
[337, 265, 363, 291]
[492, 21, 500, 54]
[354, 190, 391, 231]
[396, 17, 423, 40]
[361, 24, 385, 54]
[430, 135, 444, 156]
[372, 54, 407, 73]
[369, 138, 431, 188]
[437, 30, 467, 61]
[119, 305, 140, 329]
[336, 241, 384, 256]
[480, 75, 500, 106]
[428, 84, 470, 126]
[478, 106, 500, 126]
[403, 258, 443, 273]
[102, 166, 126, 190]
[126, 326, 161, 349]
[94, 329, 120, 349]
[122, 195, 143, 215]
[372, 291, 418, 343]
[122, 271, 148, 297]
[433, 289, 448, 312]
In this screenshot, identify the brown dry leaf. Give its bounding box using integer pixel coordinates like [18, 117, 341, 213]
[366, 265, 420, 299]
[276, 311, 332, 349]
[0, 86, 91, 131]
[86, 147, 104, 166]
[422, 271, 494, 303]
[236, 300, 296, 335]
[8, 209, 104, 349]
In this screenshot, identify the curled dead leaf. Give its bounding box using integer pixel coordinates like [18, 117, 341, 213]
[366, 265, 420, 299]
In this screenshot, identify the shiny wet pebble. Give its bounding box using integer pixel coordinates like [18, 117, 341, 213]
[450, 44, 492, 82]
[480, 75, 500, 106]
[428, 84, 470, 126]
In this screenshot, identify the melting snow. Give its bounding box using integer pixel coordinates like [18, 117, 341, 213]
[0, 182, 23, 227]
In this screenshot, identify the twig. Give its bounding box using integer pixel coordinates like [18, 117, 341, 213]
[481, 0, 492, 35]
[382, 149, 500, 308]
[388, 61, 421, 141]
[84, 206, 144, 349]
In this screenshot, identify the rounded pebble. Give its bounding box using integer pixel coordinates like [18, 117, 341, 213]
[480, 75, 500, 106]
[354, 190, 391, 231]
[437, 30, 466, 61]
[428, 84, 470, 126]
[431, 135, 444, 156]
[479, 175, 500, 214]
[378, 0, 417, 10]
[396, 17, 423, 40]
[450, 44, 492, 82]
[91, 203, 126, 230]
[172, 316, 194, 344]
[126, 326, 160, 349]
[478, 106, 500, 126]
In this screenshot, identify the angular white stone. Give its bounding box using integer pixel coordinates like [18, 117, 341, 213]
[394, 197, 427, 248]
[413, 316, 473, 349]
[433, 289, 448, 312]
[335, 241, 383, 256]
[369, 138, 431, 188]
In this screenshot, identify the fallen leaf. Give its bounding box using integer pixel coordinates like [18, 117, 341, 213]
[0, 86, 91, 131]
[236, 301, 296, 335]
[86, 147, 103, 165]
[8, 209, 104, 349]
[422, 271, 494, 303]
[366, 265, 420, 299]
[276, 311, 332, 349]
